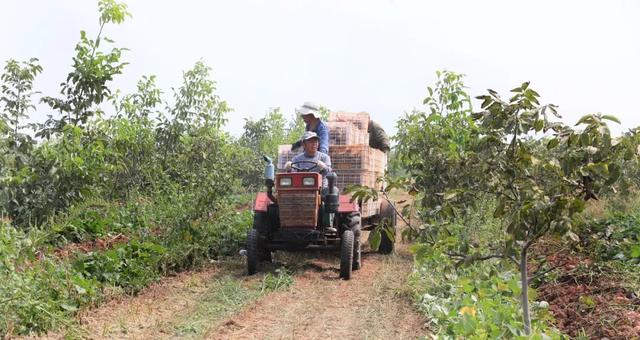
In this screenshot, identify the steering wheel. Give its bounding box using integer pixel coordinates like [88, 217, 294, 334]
[290, 160, 319, 172]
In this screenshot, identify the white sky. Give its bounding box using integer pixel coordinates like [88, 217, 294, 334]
[1, 0, 639, 137]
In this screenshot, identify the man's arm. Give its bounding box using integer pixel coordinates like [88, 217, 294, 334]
[318, 153, 332, 175]
[316, 121, 329, 154]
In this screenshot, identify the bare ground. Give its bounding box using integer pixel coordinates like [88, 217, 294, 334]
[41, 240, 427, 339]
[209, 243, 427, 339]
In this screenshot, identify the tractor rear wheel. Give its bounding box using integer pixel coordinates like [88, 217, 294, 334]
[247, 229, 259, 275]
[340, 230, 354, 280]
[378, 200, 397, 255]
[353, 239, 361, 270]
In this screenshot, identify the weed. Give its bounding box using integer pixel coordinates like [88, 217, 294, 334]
[261, 268, 294, 292]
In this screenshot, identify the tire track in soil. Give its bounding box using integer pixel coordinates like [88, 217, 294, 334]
[208, 242, 428, 340]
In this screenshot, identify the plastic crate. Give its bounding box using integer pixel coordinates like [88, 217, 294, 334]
[329, 145, 387, 172]
[328, 121, 369, 146]
[334, 169, 383, 192]
[328, 111, 370, 131]
[277, 145, 297, 170]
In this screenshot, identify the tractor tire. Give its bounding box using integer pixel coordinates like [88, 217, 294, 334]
[247, 229, 259, 275]
[342, 212, 362, 270]
[253, 212, 268, 234]
[378, 200, 397, 255]
[340, 230, 354, 280]
[253, 212, 272, 263]
[353, 239, 362, 270]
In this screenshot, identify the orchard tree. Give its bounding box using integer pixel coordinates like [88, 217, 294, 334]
[471, 83, 636, 333]
[0, 58, 42, 216]
[38, 0, 130, 138]
[0, 58, 42, 146]
[391, 72, 638, 334]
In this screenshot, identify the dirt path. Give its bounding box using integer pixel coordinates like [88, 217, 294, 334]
[45, 239, 427, 339]
[210, 244, 427, 340]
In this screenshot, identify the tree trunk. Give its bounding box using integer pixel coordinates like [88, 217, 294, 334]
[520, 247, 531, 335]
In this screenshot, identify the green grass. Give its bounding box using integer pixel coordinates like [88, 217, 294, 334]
[168, 266, 293, 338]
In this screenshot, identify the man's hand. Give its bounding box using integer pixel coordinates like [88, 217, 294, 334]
[316, 160, 328, 170]
[284, 161, 292, 171]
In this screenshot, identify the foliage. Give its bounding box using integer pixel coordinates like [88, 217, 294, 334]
[0, 58, 42, 142]
[39, 0, 129, 137]
[240, 108, 290, 160]
[391, 70, 639, 334]
[395, 71, 480, 232]
[73, 240, 165, 294]
[581, 211, 640, 264]
[0, 1, 259, 336]
[411, 241, 562, 339]
[0, 195, 252, 337]
[0, 222, 101, 336]
[0, 58, 42, 218]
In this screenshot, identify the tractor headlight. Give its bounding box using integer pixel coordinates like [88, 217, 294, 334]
[279, 177, 292, 186]
[302, 177, 316, 186]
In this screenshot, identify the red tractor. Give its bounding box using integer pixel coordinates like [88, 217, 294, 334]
[247, 157, 396, 280]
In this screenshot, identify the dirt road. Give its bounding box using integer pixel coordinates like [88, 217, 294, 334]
[53, 242, 428, 339]
[211, 244, 427, 339]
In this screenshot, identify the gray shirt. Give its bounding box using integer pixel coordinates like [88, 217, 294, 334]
[291, 151, 332, 186]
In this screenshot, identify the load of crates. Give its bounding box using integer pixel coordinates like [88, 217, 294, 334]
[277, 111, 387, 217]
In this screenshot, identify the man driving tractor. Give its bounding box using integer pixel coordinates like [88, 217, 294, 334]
[285, 131, 332, 186]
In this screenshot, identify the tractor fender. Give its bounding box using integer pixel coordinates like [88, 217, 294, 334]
[254, 192, 273, 212]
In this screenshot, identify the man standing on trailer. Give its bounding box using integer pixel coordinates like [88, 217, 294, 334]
[368, 120, 390, 154]
[291, 101, 329, 154]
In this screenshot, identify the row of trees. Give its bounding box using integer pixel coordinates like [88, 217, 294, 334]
[0, 0, 306, 229]
[0, 1, 310, 335]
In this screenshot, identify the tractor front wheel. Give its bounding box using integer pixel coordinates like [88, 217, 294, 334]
[341, 212, 362, 270]
[340, 230, 354, 280]
[247, 229, 259, 275]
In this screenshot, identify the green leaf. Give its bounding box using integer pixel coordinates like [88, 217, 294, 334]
[534, 119, 544, 132]
[547, 138, 559, 149]
[575, 114, 594, 126]
[601, 114, 621, 124]
[630, 245, 640, 258]
[493, 198, 506, 218]
[369, 229, 381, 251]
[443, 190, 458, 200]
[61, 303, 79, 312]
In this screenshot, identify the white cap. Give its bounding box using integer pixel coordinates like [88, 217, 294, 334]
[301, 131, 319, 141]
[296, 101, 319, 117]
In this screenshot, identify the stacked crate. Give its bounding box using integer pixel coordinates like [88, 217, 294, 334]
[327, 112, 385, 217]
[328, 121, 368, 146]
[329, 111, 370, 130]
[329, 145, 386, 191]
[277, 145, 296, 170]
